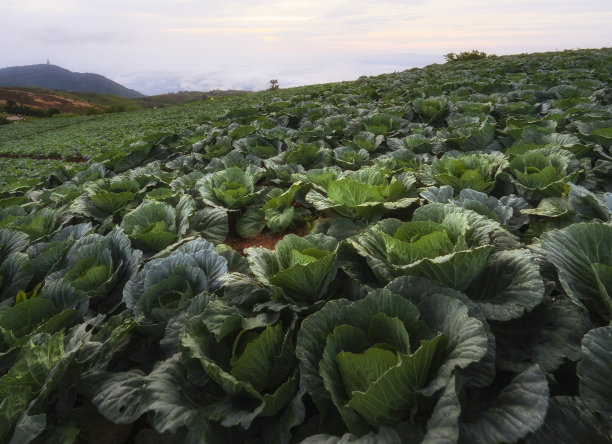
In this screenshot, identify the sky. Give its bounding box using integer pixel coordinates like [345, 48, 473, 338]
[2, 0, 611, 95]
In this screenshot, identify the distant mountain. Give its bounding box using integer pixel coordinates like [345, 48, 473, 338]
[0, 64, 143, 98]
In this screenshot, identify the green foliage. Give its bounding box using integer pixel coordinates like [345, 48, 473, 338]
[47, 108, 61, 117]
[542, 223, 612, 321]
[245, 233, 339, 306]
[123, 238, 227, 324]
[0, 48, 611, 442]
[306, 168, 418, 221]
[444, 50, 490, 62]
[1, 100, 48, 117]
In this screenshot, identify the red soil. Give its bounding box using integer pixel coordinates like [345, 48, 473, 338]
[224, 226, 309, 254]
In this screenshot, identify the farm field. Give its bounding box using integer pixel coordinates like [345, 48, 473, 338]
[0, 48, 611, 443]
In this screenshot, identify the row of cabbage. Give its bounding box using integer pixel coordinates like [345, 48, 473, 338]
[0, 48, 611, 443]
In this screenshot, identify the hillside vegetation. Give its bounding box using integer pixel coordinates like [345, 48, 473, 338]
[0, 48, 611, 443]
[0, 86, 250, 118]
[0, 87, 106, 115]
[0, 64, 144, 98]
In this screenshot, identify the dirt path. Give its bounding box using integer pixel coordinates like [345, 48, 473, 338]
[0, 153, 89, 163]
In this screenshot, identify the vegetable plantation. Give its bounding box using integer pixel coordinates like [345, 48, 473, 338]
[0, 48, 611, 443]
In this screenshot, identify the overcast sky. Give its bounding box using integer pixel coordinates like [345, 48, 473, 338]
[2, 1, 611, 95]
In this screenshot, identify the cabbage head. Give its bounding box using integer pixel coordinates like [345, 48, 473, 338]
[542, 222, 612, 322]
[201, 135, 233, 160]
[121, 195, 193, 253]
[507, 147, 581, 203]
[342, 131, 384, 153]
[349, 113, 404, 137]
[44, 228, 142, 313]
[169, 298, 299, 433]
[123, 238, 227, 324]
[2, 208, 63, 242]
[306, 168, 417, 221]
[333, 146, 371, 170]
[198, 167, 260, 210]
[261, 183, 308, 233]
[575, 119, 612, 149]
[285, 141, 322, 167]
[235, 135, 283, 159]
[424, 151, 507, 194]
[296, 287, 488, 434]
[347, 204, 542, 322]
[26, 223, 93, 285]
[412, 97, 449, 123]
[245, 233, 338, 307]
[71, 179, 141, 222]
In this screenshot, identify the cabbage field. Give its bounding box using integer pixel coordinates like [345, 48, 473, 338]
[0, 48, 611, 443]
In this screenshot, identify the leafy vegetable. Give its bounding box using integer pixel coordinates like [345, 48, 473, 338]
[123, 238, 227, 324]
[542, 222, 612, 321]
[245, 234, 338, 307]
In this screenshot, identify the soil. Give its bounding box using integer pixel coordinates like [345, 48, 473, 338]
[224, 226, 309, 254]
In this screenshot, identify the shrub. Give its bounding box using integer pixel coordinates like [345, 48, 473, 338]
[444, 50, 489, 62]
[2, 100, 47, 117]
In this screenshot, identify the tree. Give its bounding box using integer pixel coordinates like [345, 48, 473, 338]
[268, 79, 279, 90]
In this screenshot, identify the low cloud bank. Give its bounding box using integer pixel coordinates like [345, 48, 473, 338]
[112, 53, 441, 95]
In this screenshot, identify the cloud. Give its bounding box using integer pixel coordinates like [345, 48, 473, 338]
[2, 0, 611, 95]
[234, 16, 317, 22]
[32, 28, 133, 46]
[165, 27, 289, 35]
[112, 52, 441, 95]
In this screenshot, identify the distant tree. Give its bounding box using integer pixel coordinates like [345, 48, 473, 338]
[268, 79, 280, 90]
[85, 107, 102, 116]
[3, 100, 18, 113]
[2, 100, 46, 117]
[106, 105, 127, 114]
[444, 50, 489, 62]
[47, 108, 60, 117]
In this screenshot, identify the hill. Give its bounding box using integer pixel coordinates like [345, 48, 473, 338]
[0, 87, 105, 115]
[0, 86, 251, 116]
[141, 89, 250, 106]
[0, 64, 143, 98]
